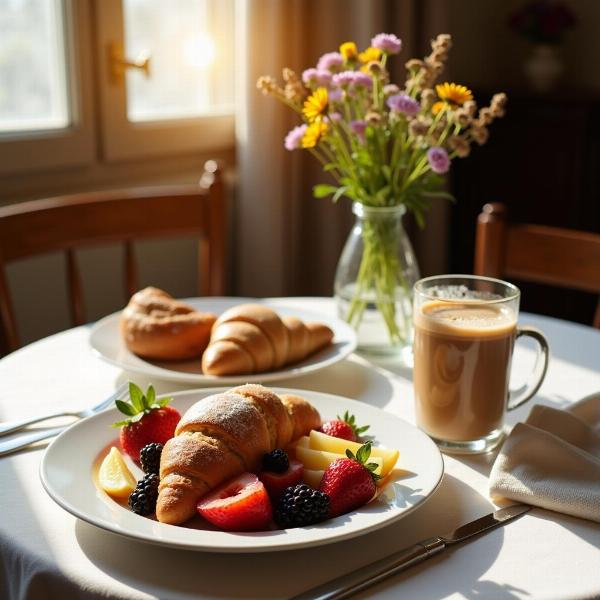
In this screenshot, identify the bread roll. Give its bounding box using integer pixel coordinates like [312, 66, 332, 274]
[156, 385, 321, 525]
[202, 304, 334, 376]
[120, 287, 216, 360]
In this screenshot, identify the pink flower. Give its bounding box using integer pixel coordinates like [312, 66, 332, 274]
[328, 88, 343, 103]
[350, 119, 367, 142]
[371, 33, 402, 54]
[284, 124, 308, 150]
[302, 68, 318, 85]
[387, 93, 420, 116]
[302, 68, 332, 87]
[427, 146, 450, 173]
[351, 72, 372, 89]
[332, 71, 355, 88]
[317, 52, 344, 72]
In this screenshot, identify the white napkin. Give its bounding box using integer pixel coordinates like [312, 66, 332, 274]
[489, 393, 600, 523]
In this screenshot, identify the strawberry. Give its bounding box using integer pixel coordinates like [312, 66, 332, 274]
[112, 382, 181, 462]
[319, 411, 370, 442]
[258, 459, 304, 502]
[318, 441, 379, 517]
[197, 473, 273, 531]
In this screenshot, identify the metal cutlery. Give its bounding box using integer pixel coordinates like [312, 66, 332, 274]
[291, 504, 531, 600]
[0, 382, 129, 456]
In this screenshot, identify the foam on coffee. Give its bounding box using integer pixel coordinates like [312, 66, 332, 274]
[415, 300, 517, 337]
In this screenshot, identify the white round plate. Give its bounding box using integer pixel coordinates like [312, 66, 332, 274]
[88, 297, 357, 385]
[40, 388, 444, 553]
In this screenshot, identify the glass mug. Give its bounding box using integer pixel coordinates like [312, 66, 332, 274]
[412, 275, 549, 454]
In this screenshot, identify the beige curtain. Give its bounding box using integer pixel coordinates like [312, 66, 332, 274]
[235, 0, 450, 297]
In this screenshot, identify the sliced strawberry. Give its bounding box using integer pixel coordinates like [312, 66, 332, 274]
[318, 442, 379, 517]
[258, 460, 304, 502]
[197, 473, 273, 531]
[319, 411, 370, 442]
[112, 382, 181, 462]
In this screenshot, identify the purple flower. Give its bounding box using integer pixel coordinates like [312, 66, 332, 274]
[302, 68, 332, 87]
[317, 52, 344, 72]
[328, 88, 343, 103]
[350, 119, 367, 142]
[371, 33, 402, 54]
[284, 124, 308, 151]
[302, 68, 318, 85]
[427, 146, 450, 174]
[326, 112, 342, 122]
[351, 72, 373, 89]
[332, 70, 355, 88]
[387, 93, 420, 116]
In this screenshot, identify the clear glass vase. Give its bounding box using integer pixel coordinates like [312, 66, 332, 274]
[334, 203, 420, 363]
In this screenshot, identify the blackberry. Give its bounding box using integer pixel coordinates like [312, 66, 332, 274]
[275, 484, 330, 528]
[262, 449, 289, 474]
[128, 473, 159, 516]
[140, 442, 163, 475]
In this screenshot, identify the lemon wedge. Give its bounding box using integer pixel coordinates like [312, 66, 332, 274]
[98, 446, 137, 499]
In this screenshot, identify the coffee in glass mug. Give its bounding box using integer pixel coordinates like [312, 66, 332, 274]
[413, 275, 549, 454]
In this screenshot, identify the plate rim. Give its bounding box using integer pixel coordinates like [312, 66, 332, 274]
[40, 387, 444, 553]
[87, 297, 358, 385]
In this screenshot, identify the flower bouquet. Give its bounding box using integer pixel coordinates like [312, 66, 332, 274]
[258, 33, 507, 356]
[509, 1, 576, 45]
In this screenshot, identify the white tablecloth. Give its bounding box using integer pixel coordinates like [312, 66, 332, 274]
[0, 298, 599, 600]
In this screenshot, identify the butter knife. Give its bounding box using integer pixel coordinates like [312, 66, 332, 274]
[292, 504, 531, 600]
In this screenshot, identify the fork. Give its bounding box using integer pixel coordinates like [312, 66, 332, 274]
[0, 382, 129, 457]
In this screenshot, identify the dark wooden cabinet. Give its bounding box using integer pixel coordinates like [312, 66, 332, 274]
[449, 92, 600, 325]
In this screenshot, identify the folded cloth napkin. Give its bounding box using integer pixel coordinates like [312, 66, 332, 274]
[489, 392, 600, 523]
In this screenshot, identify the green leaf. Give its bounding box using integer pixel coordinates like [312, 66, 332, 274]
[332, 186, 348, 203]
[111, 419, 130, 428]
[115, 399, 137, 417]
[130, 413, 145, 423]
[382, 165, 392, 182]
[345, 448, 355, 460]
[128, 382, 144, 412]
[146, 384, 156, 407]
[313, 184, 338, 198]
[157, 396, 172, 408]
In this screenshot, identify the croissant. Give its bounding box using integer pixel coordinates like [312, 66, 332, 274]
[201, 304, 334, 376]
[120, 287, 216, 360]
[156, 384, 321, 525]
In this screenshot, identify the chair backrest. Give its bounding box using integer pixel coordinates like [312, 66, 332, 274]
[474, 202, 600, 328]
[0, 160, 227, 352]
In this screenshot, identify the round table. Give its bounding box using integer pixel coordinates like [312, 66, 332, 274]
[0, 298, 598, 600]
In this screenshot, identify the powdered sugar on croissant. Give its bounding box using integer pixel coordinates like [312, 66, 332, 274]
[156, 384, 321, 525]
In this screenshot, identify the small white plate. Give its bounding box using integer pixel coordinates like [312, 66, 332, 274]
[89, 298, 357, 384]
[40, 388, 444, 553]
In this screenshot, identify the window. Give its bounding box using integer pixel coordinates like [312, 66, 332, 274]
[0, 0, 235, 173]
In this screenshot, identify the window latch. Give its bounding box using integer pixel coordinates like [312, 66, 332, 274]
[107, 42, 151, 85]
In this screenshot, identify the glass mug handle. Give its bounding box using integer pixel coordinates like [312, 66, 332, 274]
[507, 326, 550, 411]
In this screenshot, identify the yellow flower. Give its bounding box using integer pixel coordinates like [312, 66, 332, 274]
[302, 121, 329, 148]
[435, 82, 473, 106]
[302, 87, 328, 122]
[340, 41, 358, 60]
[432, 101, 447, 115]
[358, 46, 382, 63]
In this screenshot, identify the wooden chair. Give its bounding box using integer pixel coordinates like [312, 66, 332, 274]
[0, 160, 227, 353]
[474, 202, 600, 328]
